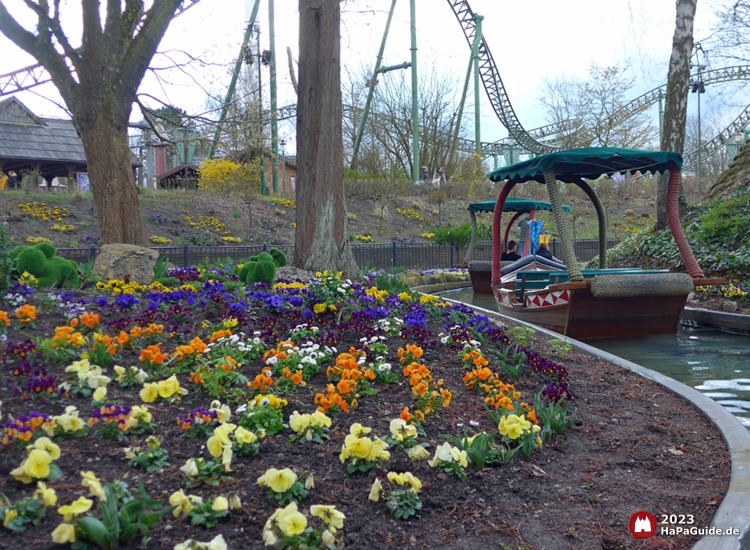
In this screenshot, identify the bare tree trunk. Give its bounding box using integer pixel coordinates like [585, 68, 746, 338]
[294, 0, 360, 279]
[78, 119, 147, 246]
[657, 0, 697, 230]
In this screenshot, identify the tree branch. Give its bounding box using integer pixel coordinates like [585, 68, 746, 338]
[118, 0, 196, 116]
[0, 0, 79, 105]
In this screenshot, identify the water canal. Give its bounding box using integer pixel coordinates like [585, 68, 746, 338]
[437, 287, 750, 429]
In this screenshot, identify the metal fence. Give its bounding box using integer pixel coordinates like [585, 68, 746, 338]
[56, 238, 620, 271]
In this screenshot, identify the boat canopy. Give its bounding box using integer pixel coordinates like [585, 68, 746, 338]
[468, 198, 571, 213]
[486, 147, 682, 184]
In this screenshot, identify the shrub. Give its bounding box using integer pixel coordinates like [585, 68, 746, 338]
[268, 248, 287, 267]
[12, 243, 80, 289]
[198, 158, 261, 194]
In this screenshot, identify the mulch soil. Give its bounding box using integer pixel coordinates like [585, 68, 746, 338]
[0, 288, 732, 550]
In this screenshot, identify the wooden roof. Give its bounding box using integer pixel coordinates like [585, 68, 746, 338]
[0, 97, 88, 178]
[0, 96, 139, 179]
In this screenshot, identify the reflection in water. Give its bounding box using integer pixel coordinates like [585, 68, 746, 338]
[437, 287, 750, 428]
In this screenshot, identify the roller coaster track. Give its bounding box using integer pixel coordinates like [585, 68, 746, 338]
[683, 103, 750, 171]
[610, 65, 750, 129]
[0, 0, 202, 97]
[446, 0, 555, 154]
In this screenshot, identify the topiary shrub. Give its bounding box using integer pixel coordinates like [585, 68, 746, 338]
[35, 241, 57, 259]
[12, 242, 80, 289]
[268, 247, 287, 267]
[243, 257, 277, 285]
[16, 247, 47, 274]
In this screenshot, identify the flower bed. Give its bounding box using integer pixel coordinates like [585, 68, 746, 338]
[0, 268, 730, 549]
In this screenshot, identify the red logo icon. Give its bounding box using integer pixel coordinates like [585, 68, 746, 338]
[628, 510, 657, 539]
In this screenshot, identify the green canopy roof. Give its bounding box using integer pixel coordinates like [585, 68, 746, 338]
[468, 197, 571, 213]
[486, 147, 682, 184]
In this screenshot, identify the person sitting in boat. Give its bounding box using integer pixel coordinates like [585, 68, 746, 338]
[536, 242, 554, 260]
[501, 240, 521, 261]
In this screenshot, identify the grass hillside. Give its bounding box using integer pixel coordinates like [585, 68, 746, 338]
[0, 176, 693, 251]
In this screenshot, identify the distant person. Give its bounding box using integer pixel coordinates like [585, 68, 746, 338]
[517, 214, 530, 255]
[432, 166, 446, 187]
[290, 175, 296, 192]
[536, 242, 553, 260]
[501, 240, 521, 261]
[0, 172, 7, 191]
[420, 166, 430, 183]
[7, 171, 18, 190]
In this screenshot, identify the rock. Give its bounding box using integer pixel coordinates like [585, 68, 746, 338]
[93, 244, 160, 285]
[405, 273, 424, 286]
[393, 272, 407, 282]
[422, 275, 438, 285]
[721, 300, 739, 313]
[444, 272, 458, 283]
[687, 291, 695, 302]
[434, 271, 447, 284]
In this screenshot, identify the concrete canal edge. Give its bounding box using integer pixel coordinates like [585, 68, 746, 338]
[415, 283, 750, 550]
[683, 307, 750, 336]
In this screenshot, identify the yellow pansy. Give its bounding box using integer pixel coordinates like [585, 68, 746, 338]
[211, 496, 229, 513]
[24, 449, 53, 479]
[34, 481, 58, 506]
[257, 468, 297, 493]
[51, 523, 76, 543]
[368, 479, 382, 502]
[310, 505, 345, 529]
[277, 510, 307, 537]
[34, 437, 61, 460]
[81, 471, 105, 500]
[57, 496, 93, 521]
[139, 383, 159, 403]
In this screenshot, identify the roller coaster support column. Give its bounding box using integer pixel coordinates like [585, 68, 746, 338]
[350, 0, 398, 171]
[450, 14, 483, 168]
[257, 23, 266, 196]
[208, 0, 261, 160]
[269, 0, 280, 194]
[410, 0, 420, 184]
[473, 15, 483, 156]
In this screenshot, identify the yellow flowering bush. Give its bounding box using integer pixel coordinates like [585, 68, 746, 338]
[396, 207, 424, 221]
[198, 158, 261, 194]
[25, 236, 52, 244]
[149, 235, 172, 245]
[18, 202, 68, 223]
[271, 197, 296, 208]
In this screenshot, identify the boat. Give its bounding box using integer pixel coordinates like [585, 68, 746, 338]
[486, 147, 723, 340]
[464, 198, 571, 294]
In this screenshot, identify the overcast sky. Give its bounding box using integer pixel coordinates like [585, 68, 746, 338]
[0, 0, 742, 154]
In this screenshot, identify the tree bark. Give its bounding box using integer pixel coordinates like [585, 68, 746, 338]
[294, 0, 361, 279]
[657, 0, 697, 230]
[76, 97, 147, 246]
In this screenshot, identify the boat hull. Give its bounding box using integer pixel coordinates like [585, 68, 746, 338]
[493, 283, 689, 340]
[469, 268, 492, 294]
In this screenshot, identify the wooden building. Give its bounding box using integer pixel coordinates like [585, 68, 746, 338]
[0, 96, 139, 190]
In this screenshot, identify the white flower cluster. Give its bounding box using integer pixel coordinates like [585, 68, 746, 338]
[4, 292, 27, 308]
[206, 331, 264, 357]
